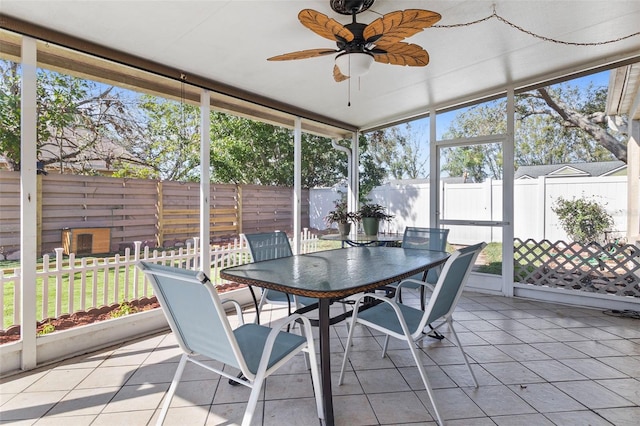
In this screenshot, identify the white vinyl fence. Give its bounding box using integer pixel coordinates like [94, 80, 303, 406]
[311, 176, 628, 244]
[1, 230, 319, 330]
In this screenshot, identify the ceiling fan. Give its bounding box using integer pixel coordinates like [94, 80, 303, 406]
[267, 0, 441, 82]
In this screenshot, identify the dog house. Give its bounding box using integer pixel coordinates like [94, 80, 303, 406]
[62, 227, 111, 255]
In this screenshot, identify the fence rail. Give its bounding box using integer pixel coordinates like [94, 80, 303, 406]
[1, 230, 319, 330]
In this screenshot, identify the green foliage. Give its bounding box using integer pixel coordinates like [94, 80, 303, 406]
[325, 199, 358, 224]
[357, 203, 394, 221]
[551, 196, 613, 243]
[110, 302, 137, 318]
[37, 322, 56, 336]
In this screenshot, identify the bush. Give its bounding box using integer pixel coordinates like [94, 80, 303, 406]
[551, 196, 613, 243]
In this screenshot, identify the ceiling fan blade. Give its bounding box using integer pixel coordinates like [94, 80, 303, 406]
[364, 9, 441, 45]
[333, 65, 349, 82]
[267, 48, 338, 61]
[372, 42, 430, 66]
[298, 9, 354, 42]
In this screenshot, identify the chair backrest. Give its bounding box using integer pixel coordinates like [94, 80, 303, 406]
[403, 227, 450, 282]
[244, 231, 293, 262]
[138, 261, 243, 370]
[423, 242, 486, 326]
[402, 227, 449, 252]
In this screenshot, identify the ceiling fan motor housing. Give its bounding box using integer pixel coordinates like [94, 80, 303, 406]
[330, 0, 375, 15]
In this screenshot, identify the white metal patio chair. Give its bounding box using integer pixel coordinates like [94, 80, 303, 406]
[244, 231, 318, 323]
[138, 261, 323, 426]
[338, 242, 486, 426]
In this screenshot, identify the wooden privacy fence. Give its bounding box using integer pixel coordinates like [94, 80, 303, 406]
[0, 230, 319, 330]
[514, 238, 640, 297]
[0, 171, 310, 257]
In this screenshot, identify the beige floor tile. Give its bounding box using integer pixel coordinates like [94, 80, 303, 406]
[75, 365, 136, 389]
[45, 387, 120, 416]
[553, 381, 633, 409]
[492, 413, 555, 425]
[481, 361, 545, 385]
[596, 378, 640, 405]
[356, 367, 411, 394]
[416, 387, 484, 420]
[595, 406, 640, 426]
[509, 383, 585, 413]
[368, 391, 433, 424]
[206, 401, 264, 425]
[263, 397, 321, 426]
[559, 358, 628, 380]
[599, 356, 640, 378]
[101, 383, 168, 413]
[544, 410, 615, 425]
[521, 359, 587, 382]
[0, 391, 68, 421]
[333, 394, 378, 425]
[463, 384, 536, 417]
[90, 409, 155, 426]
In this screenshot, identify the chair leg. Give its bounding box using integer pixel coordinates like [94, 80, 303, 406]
[302, 323, 325, 420]
[381, 335, 390, 358]
[338, 310, 359, 385]
[242, 375, 264, 426]
[447, 320, 479, 388]
[156, 353, 188, 425]
[407, 340, 444, 426]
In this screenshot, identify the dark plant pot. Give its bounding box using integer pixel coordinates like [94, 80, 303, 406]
[337, 222, 351, 236]
[362, 217, 379, 236]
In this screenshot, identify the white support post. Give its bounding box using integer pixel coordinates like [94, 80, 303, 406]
[20, 36, 38, 370]
[429, 109, 438, 227]
[293, 117, 302, 254]
[350, 132, 359, 236]
[503, 88, 516, 297]
[537, 176, 547, 240]
[200, 89, 211, 276]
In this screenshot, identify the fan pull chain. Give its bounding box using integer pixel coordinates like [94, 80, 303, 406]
[347, 55, 351, 106]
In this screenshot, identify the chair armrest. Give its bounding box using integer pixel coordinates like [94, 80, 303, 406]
[220, 298, 245, 325]
[395, 279, 435, 300]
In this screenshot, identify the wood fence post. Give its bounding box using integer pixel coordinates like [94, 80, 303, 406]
[237, 184, 243, 235]
[36, 174, 43, 257]
[156, 180, 163, 247]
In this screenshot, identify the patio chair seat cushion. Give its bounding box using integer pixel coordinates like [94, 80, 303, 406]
[358, 302, 423, 336]
[234, 323, 307, 375]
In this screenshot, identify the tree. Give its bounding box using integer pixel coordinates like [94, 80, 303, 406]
[0, 59, 143, 173]
[128, 95, 202, 181]
[440, 81, 627, 181]
[364, 123, 428, 181]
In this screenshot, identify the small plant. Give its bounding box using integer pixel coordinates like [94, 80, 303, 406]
[110, 302, 137, 318]
[325, 199, 358, 225]
[37, 322, 56, 336]
[357, 203, 394, 221]
[551, 195, 613, 243]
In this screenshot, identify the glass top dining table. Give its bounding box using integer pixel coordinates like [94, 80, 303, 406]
[220, 246, 450, 426]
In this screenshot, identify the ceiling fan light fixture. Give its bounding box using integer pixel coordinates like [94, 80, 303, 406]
[335, 52, 374, 77]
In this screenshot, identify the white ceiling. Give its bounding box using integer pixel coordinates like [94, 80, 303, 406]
[2, 0, 640, 131]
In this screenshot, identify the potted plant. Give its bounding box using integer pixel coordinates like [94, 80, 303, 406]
[325, 200, 358, 236]
[358, 203, 394, 236]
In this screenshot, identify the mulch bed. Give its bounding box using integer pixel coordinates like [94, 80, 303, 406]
[0, 282, 246, 345]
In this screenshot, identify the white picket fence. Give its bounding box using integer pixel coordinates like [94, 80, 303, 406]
[1, 230, 319, 330]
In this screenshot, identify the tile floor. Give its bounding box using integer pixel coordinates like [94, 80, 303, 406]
[1, 289, 639, 425]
